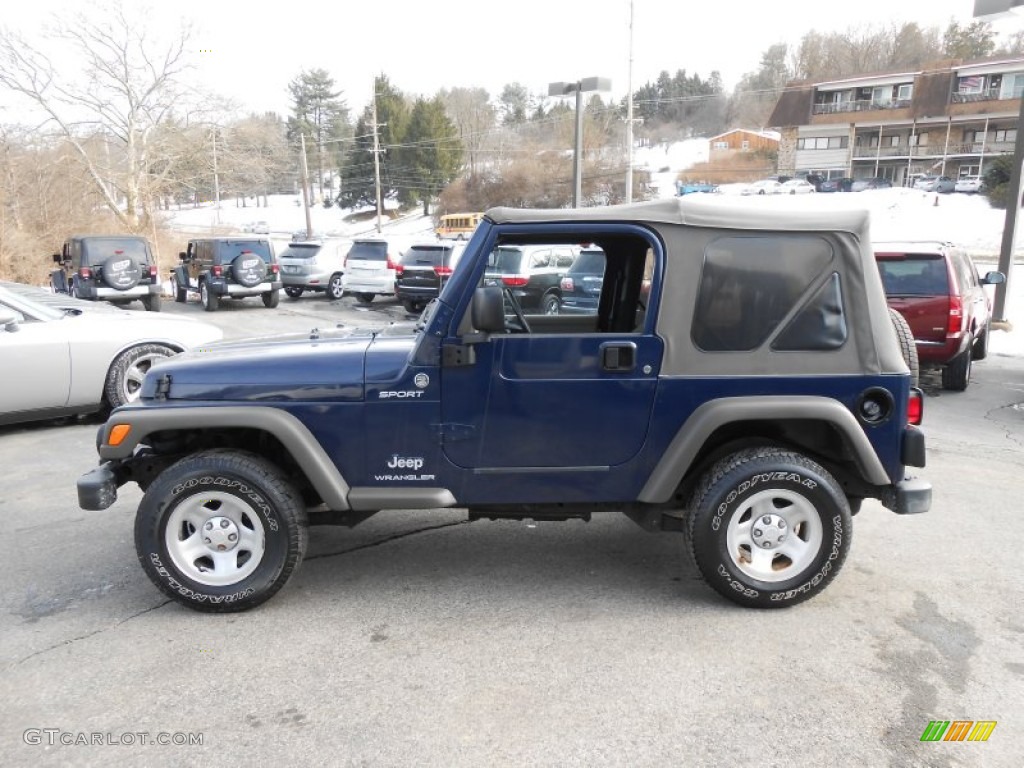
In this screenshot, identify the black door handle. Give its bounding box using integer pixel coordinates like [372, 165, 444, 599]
[600, 342, 637, 372]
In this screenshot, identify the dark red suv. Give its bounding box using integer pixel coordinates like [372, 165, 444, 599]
[874, 241, 1005, 391]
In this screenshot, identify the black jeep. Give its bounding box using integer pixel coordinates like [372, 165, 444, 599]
[50, 235, 163, 311]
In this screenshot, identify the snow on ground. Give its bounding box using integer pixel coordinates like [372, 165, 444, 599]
[159, 140, 1023, 355]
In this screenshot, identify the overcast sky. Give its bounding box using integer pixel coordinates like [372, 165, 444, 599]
[4, 0, 1024, 119]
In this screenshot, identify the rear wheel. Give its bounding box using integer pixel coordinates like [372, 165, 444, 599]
[542, 291, 561, 315]
[402, 299, 425, 314]
[942, 348, 972, 391]
[262, 288, 280, 308]
[888, 308, 919, 387]
[142, 293, 162, 312]
[284, 286, 304, 300]
[687, 447, 852, 608]
[200, 280, 219, 312]
[173, 275, 187, 303]
[355, 292, 375, 304]
[104, 343, 176, 408]
[326, 273, 345, 300]
[135, 450, 308, 613]
[972, 320, 990, 361]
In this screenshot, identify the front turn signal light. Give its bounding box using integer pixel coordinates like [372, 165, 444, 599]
[108, 424, 132, 446]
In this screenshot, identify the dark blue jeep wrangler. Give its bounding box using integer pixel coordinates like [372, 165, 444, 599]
[77, 199, 930, 612]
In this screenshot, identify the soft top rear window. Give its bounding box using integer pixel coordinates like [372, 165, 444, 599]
[348, 241, 389, 261]
[216, 241, 272, 261]
[81, 238, 151, 263]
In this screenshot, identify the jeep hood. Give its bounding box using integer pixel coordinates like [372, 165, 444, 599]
[140, 326, 414, 403]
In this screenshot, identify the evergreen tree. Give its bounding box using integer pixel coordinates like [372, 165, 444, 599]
[286, 68, 350, 201]
[397, 96, 464, 214]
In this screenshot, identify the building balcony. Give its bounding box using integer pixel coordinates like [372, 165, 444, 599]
[951, 91, 1019, 104]
[851, 141, 1015, 159]
[812, 99, 912, 115]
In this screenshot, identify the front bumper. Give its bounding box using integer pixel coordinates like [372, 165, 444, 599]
[77, 461, 123, 510]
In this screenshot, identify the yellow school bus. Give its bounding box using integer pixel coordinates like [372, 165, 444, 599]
[435, 212, 483, 240]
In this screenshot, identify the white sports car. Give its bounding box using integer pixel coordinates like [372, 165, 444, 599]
[1, 282, 223, 426]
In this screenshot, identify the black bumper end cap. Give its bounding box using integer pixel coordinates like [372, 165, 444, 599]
[77, 463, 120, 511]
[888, 477, 932, 515]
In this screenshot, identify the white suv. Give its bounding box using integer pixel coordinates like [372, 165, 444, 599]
[341, 239, 399, 303]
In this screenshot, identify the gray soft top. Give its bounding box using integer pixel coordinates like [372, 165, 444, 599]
[485, 197, 871, 235]
[485, 197, 905, 378]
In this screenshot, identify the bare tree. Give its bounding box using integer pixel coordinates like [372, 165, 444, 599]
[0, 1, 192, 231]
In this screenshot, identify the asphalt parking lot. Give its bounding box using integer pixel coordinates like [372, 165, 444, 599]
[1, 293, 1022, 767]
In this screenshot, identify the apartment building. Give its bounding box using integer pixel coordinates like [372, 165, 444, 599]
[768, 56, 1024, 186]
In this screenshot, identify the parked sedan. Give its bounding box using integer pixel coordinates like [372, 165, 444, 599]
[851, 177, 893, 192]
[819, 177, 854, 193]
[780, 179, 816, 195]
[0, 282, 223, 426]
[913, 175, 955, 193]
[741, 179, 783, 195]
[954, 176, 986, 193]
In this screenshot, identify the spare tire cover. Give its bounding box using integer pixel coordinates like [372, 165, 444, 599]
[102, 255, 142, 290]
[232, 253, 267, 288]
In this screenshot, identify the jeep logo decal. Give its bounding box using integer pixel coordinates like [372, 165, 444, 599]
[387, 455, 424, 470]
[242, 258, 260, 269]
[110, 259, 131, 271]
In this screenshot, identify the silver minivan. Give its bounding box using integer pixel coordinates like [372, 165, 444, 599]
[278, 239, 348, 300]
[341, 239, 399, 304]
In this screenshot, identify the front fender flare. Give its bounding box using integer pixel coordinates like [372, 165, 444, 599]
[98, 405, 350, 511]
[638, 396, 891, 503]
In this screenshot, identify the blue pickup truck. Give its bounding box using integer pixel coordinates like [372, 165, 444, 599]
[78, 199, 929, 612]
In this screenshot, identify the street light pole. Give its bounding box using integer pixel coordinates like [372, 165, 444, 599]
[975, 0, 1024, 328]
[548, 77, 611, 208]
[625, 0, 635, 204]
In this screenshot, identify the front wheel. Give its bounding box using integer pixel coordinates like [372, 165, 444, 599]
[687, 448, 852, 608]
[105, 343, 176, 408]
[173, 275, 187, 303]
[972, 320, 990, 361]
[135, 450, 308, 613]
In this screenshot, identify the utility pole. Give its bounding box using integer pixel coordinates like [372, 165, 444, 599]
[625, 0, 635, 204]
[372, 94, 383, 234]
[299, 134, 313, 238]
[211, 127, 221, 226]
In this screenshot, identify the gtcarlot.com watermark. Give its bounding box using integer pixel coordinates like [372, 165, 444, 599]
[23, 729, 203, 747]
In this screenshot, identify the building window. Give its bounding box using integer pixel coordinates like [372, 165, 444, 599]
[957, 75, 984, 94]
[897, 84, 914, 100]
[797, 136, 849, 150]
[887, 135, 900, 147]
[714, 141, 728, 149]
[995, 129, 1017, 143]
[741, 140, 750, 149]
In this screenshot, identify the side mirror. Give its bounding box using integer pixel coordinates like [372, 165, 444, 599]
[0, 312, 20, 333]
[982, 271, 1006, 285]
[471, 286, 506, 335]
[178, 251, 189, 262]
[52, 253, 63, 264]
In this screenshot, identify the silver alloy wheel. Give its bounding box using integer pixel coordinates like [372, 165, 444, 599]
[328, 273, 344, 299]
[725, 489, 823, 583]
[119, 348, 172, 403]
[165, 491, 266, 587]
[200, 281, 209, 306]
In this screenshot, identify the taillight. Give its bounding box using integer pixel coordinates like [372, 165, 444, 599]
[561, 277, 574, 291]
[386, 254, 400, 271]
[148, 265, 157, 279]
[434, 266, 453, 277]
[394, 264, 404, 276]
[947, 296, 964, 334]
[78, 267, 92, 279]
[907, 388, 924, 426]
[502, 275, 529, 288]
[212, 265, 223, 277]
[269, 263, 279, 275]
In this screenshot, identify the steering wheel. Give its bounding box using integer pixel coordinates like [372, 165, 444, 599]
[502, 287, 531, 333]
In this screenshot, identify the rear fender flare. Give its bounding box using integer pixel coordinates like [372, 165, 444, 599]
[638, 396, 891, 503]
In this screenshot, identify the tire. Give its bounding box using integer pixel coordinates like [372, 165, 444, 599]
[102, 255, 142, 291]
[200, 280, 219, 312]
[104, 343, 176, 408]
[173, 275, 187, 303]
[142, 293, 162, 312]
[231, 254, 268, 288]
[326, 273, 345, 300]
[402, 299, 424, 314]
[262, 288, 280, 308]
[355, 292, 375, 304]
[284, 286, 304, 300]
[542, 292, 561, 315]
[687, 447, 853, 608]
[941, 348, 972, 391]
[972, 320, 990, 361]
[888, 308, 919, 387]
[134, 450, 308, 613]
